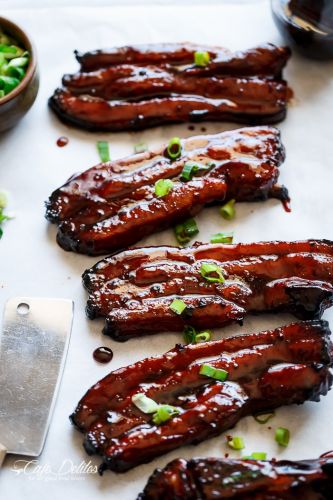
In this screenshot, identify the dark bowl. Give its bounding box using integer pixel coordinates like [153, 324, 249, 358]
[0, 16, 39, 132]
[271, 0, 333, 60]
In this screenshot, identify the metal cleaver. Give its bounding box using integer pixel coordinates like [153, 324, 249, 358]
[0, 297, 73, 466]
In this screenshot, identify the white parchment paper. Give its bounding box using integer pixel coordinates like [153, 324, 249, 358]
[1, 2, 333, 498]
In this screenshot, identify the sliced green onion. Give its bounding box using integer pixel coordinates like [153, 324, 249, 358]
[134, 142, 148, 153]
[243, 452, 267, 460]
[152, 405, 180, 425]
[132, 394, 159, 414]
[0, 34, 11, 45]
[195, 330, 211, 343]
[0, 212, 11, 223]
[200, 262, 225, 283]
[167, 137, 182, 160]
[227, 436, 245, 450]
[0, 191, 7, 209]
[97, 141, 110, 162]
[174, 218, 199, 245]
[0, 53, 5, 68]
[254, 411, 275, 424]
[5, 65, 25, 80]
[170, 298, 187, 315]
[251, 452, 267, 460]
[0, 45, 24, 60]
[154, 178, 174, 197]
[275, 427, 290, 447]
[210, 231, 234, 244]
[0, 75, 20, 94]
[180, 161, 210, 181]
[220, 199, 236, 220]
[183, 325, 196, 343]
[183, 325, 211, 344]
[7, 56, 28, 68]
[199, 364, 228, 381]
[0, 191, 12, 239]
[0, 44, 17, 55]
[194, 51, 210, 67]
[0, 36, 28, 96]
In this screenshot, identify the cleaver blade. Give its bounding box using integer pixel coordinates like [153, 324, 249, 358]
[0, 297, 73, 464]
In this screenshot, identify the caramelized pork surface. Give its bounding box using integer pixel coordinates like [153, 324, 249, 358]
[49, 43, 291, 131]
[45, 126, 287, 255]
[139, 454, 333, 499]
[82, 239, 333, 340]
[71, 321, 333, 473]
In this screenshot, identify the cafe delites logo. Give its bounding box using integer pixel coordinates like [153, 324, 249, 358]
[11, 458, 98, 481]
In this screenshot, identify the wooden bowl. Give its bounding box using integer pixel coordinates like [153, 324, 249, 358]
[0, 17, 39, 132]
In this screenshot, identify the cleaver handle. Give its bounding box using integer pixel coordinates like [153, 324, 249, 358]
[0, 443, 7, 467]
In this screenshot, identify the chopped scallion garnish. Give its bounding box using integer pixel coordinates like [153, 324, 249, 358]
[132, 395, 180, 425]
[166, 137, 182, 160]
[170, 298, 187, 315]
[243, 452, 267, 460]
[180, 161, 210, 181]
[134, 142, 148, 154]
[97, 141, 110, 162]
[0, 75, 20, 94]
[183, 325, 212, 344]
[183, 325, 196, 343]
[210, 232, 234, 244]
[174, 218, 199, 245]
[220, 199, 236, 220]
[194, 330, 211, 343]
[254, 411, 275, 424]
[199, 364, 228, 381]
[152, 405, 180, 425]
[132, 394, 159, 414]
[0, 33, 29, 98]
[194, 51, 210, 67]
[275, 427, 290, 447]
[227, 436, 245, 450]
[0, 191, 7, 209]
[200, 262, 225, 283]
[154, 178, 174, 197]
[0, 190, 13, 239]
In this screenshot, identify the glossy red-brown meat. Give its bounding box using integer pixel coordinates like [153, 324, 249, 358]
[49, 88, 289, 132]
[75, 43, 289, 75]
[82, 239, 333, 340]
[45, 127, 288, 255]
[70, 321, 333, 473]
[62, 69, 289, 103]
[139, 454, 333, 499]
[49, 43, 291, 131]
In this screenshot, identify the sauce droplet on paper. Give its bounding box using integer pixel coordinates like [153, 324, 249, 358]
[57, 136, 69, 147]
[282, 199, 292, 213]
[93, 346, 113, 364]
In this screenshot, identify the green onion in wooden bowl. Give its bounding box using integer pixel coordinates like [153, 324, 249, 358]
[0, 17, 39, 132]
[0, 29, 30, 99]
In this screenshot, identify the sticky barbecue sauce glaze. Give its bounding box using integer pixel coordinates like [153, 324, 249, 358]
[56, 136, 69, 147]
[93, 346, 113, 363]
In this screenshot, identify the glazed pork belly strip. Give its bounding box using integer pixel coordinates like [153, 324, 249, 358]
[62, 67, 290, 102]
[70, 320, 333, 473]
[45, 126, 287, 256]
[49, 88, 288, 132]
[49, 43, 291, 131]
[82, 239, 333, 341]
[139, 454, 333, 499]
[75, 42, 290, 75]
